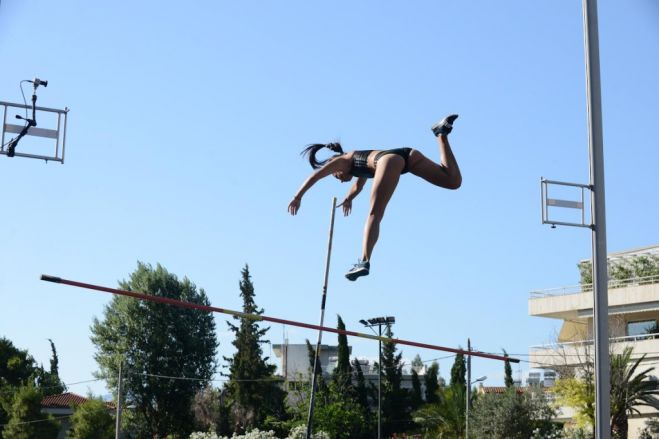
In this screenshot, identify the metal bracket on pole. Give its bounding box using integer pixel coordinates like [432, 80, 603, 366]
[541, 178, 592, 229]
[1, 100, 69, 163]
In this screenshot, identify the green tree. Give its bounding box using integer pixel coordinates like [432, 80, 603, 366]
[351, 358, 368, 411]
[553, 377, 594, 428]
[331, 316, 352, 392]
[68, 398, 114, 439]
[412, 384, 465, 437]
[223, 265, 286, 434]
[470, 387, 557, 439]
[39, 340, 66, 397]
[554, 347, 659, 437]
[610, 347, 659, 438]
[410, 369, 422, 410]
[0, 338, 37, 388]
[503, 349, 514, 388]
[90, 262, 218, 438]
[424, 362, 439, 404]
[192, 386, 231, 436]
[0, 337, 64, 431]
[379, 325, 411, 436]
[2, 384, 59, 439]
[450, 352, 466, 392]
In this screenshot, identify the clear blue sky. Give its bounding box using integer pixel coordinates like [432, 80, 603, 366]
[1, 1, 658, 397]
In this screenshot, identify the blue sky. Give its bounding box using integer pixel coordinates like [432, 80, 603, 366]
[1, 0, 658, 397]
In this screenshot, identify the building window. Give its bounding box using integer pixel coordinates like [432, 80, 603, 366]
[627, 320, 658, 337]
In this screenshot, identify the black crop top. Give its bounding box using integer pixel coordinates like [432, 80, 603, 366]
[350, 150, 374, 178]
[349, 148, 412, 178]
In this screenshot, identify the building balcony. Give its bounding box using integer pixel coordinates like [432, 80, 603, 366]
[529, 275, 659, 320]
[529, 333, 659, 369]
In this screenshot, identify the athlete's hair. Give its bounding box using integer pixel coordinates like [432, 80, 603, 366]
[300, 142, 344, 169]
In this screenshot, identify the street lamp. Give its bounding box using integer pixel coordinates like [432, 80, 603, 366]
[360, 316, 395, 439]
[465, 374, 487, 439]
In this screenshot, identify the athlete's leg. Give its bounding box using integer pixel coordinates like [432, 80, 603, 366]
[361, 155, 405, 261]
[407, 134, 462, 189]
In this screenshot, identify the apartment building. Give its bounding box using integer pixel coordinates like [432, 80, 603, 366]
[528, 244, 659, 436]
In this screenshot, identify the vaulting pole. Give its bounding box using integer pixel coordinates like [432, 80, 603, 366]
[306, 197, 337, 439]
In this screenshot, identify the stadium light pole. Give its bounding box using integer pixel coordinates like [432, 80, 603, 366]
[360, 316, 395, 439]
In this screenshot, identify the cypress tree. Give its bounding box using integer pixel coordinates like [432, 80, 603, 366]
[410, 369, 422, 409]
[450, 352, 466, 392]
[424, 362, 440, 404]
[503, 349, 514, 388]
[351, 358, 369, 411]
[224, 265, 286, 433]
[380, 325, 411, 436]
[40, 339, 66, 396]
[331, 315, 352, 391]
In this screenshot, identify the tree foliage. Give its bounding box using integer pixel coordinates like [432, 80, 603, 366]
[2, 384, 59, 439]
[470, 387, 557, 439]
[503, 349, 514, 388]
[379, 325, 411, 436]
[192, 386, 231, 436]
[450, 352, 466, 392]
[68, 398, 114, 439]
[330, 316, 351, 392]
[90, 262, 218, 438]
[553, 346, 659, 437]
[0, 337, 66, 431]
[223, 265, 286, 434]
[424, 362, 439, 404]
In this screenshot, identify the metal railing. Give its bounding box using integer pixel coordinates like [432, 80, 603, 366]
[530, 332, 659, 351]
[529, 274, 659, 298]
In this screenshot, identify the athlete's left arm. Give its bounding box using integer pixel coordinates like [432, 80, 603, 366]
[345, 177, 367, 202]
[339, 177, 367, 216]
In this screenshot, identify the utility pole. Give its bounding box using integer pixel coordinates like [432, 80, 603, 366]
[115, 361, 123, 439]
[466, 338, 471, 439]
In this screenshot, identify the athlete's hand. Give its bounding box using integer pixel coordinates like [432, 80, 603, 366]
[341, 198, 352, 216]
[288, 197, 301, 215]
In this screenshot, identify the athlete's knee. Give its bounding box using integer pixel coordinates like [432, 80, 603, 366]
[367, 207, 386, 221]
[447, 177, 462, 190]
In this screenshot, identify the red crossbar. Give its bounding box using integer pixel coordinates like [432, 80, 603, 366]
[41, 274, 519, 363]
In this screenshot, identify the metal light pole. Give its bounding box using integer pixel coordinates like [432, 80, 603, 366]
[540, 1, 609, 436]
[360, 316, 395, 439]
[465, 375, 487, 439]
[466, 338, 471, 439]
[583, 1, 610, 437]
[115, 360, 123, 439]
[465, 338, 487, 439]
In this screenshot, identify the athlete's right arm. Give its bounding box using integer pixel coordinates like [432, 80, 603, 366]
[288, 157, 348, 215]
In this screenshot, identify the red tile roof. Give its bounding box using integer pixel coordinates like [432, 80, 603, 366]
[41, 392, 114, 409]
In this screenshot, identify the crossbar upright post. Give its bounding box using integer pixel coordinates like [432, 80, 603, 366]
[306, 197, 337, 439]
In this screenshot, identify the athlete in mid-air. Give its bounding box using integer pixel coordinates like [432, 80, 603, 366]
[288, 114, 462, 281]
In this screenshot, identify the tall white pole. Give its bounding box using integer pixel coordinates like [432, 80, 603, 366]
[115, 361, 123, 439]
[582, 1, 610, 437]
[378, 325, 382, 439]
[466, 338, 471, 439]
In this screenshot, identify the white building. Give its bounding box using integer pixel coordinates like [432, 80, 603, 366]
[272, 342, 436, 393]
[272, 342, 352, 381]
[528, 244, 659, 437]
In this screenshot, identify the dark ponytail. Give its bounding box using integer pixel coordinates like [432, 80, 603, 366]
[300, 142, 344, 169]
